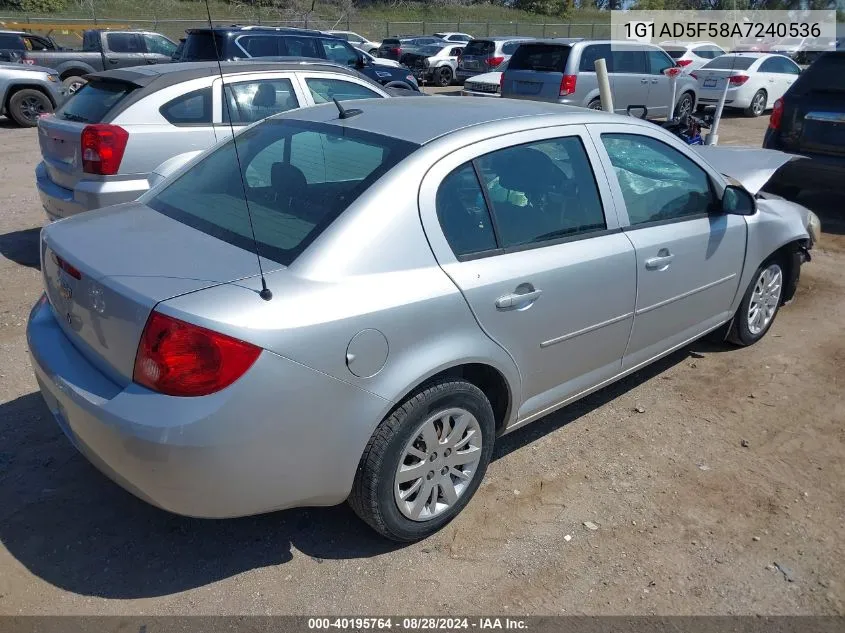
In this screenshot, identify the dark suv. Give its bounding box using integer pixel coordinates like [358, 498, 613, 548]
[763, 52, 845, 197]
[181, 26, 420, 91]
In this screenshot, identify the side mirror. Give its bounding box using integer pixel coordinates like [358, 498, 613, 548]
[721, 184, 756, 216]
[355, 53, 366, 69]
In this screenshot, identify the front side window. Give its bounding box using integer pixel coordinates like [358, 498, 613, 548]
[601, 133, 713, 226]
[304, 77, 381, 104]
[144, 34, 177, 56]
[647, 49, 674, 75]
[223, 79, 298, 124]
[321, 39, 358, 66]
[160, 87, 212, 125]
[149, 120, 417, 266]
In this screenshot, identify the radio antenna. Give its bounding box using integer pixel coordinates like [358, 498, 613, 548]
[203, 0, 272, 301]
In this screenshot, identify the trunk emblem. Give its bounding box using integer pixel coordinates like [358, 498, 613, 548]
[58, 279, 72, 301]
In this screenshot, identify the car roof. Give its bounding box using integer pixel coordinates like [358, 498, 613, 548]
[87, 59, 358, 87]
[472, 36, 533, 42]
[187, 26, 328, 37]
[271, 95, 622, 145]
[659, 40, 719, 48]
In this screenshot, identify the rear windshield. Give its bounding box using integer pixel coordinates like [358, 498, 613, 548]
[182, 30, 226, 61]
[508, 43, 571, 72]
[54, 81, 135, 123]
[148, 119, 418, 266]
[0, 33, 24, 49]
[382, 38, 400, 46]
[792, 53, 845, 92]
[702, 56, 755, 70]
[664, 49, 685, 59]
[463, 40, 494, 56]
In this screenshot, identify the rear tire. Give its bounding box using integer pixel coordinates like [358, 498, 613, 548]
[7, 88, 52, 127]
[675, 92, 694, 119]
[435, 66, 453, 87]
[62, 76, 86, 94]
[348, 378, 495, 542]
[587, 98, 603, 111]
[744, 90, 766, 117]
[728, 258, 784, 346]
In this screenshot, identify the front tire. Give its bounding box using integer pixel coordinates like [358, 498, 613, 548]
[729, 259, 784, 346]
[745, 90, 767, 117]
[7, 88, 52, 127]
[348, 378, 495, 542]
[675, 92, 694, 119]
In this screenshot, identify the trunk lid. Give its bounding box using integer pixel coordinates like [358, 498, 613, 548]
[41, 202, 274, 385]
[692, 146, 802, 195]
[782, 54, 845, 158]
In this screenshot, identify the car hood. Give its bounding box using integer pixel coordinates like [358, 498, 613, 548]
[371, 57, 401, 68]
[0, 62, 55, 75]
[692, 146, 806, 195]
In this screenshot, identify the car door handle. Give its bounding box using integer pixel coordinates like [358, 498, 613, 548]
[496, 288, 542, 310]
[645, 251, 675, 270]
[651, 79, 659, 84]
[641, 78, 649, 84]
[146, 59, 157, 64]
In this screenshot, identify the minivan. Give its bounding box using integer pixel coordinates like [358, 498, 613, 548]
[501, 39, 699, 119]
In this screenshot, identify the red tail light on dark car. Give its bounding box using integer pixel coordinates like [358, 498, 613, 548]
[485, 56, 504, 67]
[134, 311, 261, 397]
[81, 124, 129, 175]
[769, 97, 784, 130]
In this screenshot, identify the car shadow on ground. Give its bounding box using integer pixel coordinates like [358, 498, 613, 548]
[0, 343, 711, 600]
[0, 228, 41, 269]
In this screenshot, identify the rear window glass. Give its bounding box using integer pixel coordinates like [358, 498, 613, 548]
[148, 120, 418, 266]
[793, 53, 845, 92]
[509, 43, 571, 72]
[182, 31, 226, 61]
[702, 56, 755, 70]
[664, 49, 685, 59]
[463, 40, 494, 56]
[55, 81, 135, 123]
[382, 39, 400, 46]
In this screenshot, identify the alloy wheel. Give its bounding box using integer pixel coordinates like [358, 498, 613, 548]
[747, 264, 782, 335]
[19, 96, 46, 122]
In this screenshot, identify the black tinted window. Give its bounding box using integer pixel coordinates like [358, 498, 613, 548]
[0, 34, 24, 48]
[236, 35, 280, 57]
[509, 43, 571, 72]
[150, 120, 417, 266]
[612, 49, 647, 73]
[793, 53, 845, 91]
[702, 56, 755, 70]
[436, 164, 497, 257]
[55, 81, 135, 123]
[475, 137, 605, 248]
[321, 38, 357, 65]
[182, 31, 225, 61]
[463, 40, 494, 56]
[106, 32, 144, 53]
[664, 49, 685, 59]
[160, 88, 212, 125]
[601, 133, 713, 225]
[502, 41, 522, 54]
[579, 44, 612, 71]
[281, 36, 321, 58]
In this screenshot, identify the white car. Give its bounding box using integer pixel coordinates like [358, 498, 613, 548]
[461, 61, 507, 97]
[660, 40, 726, 71]
[692, 53, 801, 117]
[433, 31, 473, 43]
[402, 42, 467, 87]
[325, 30, 380, 55]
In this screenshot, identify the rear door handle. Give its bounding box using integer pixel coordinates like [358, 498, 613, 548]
[496, 288, 542, 310]
[645, 251, 675, 270]
[641, 78, 649, 84]
[651, 79, 659, 84]
[108, 58, 119, 64]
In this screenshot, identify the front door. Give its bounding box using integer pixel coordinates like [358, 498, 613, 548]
[645, 48, 676, 117]
[589, 126, 747, 369]
[419, 125, 637, 422]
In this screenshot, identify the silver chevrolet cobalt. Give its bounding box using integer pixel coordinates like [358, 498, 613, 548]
[28, 98, 817, 541]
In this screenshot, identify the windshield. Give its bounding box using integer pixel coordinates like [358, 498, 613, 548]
[702, 56, 755, 70]
[55, 81, 135, 123]
[149, 119, 418, 266]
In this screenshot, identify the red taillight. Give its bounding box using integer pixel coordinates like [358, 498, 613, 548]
[391, 47, 401, 55]
[676, 59, 693, 67]
[769, 97, 784, 130]
[485, 56, 504, 67]
[51, 251, 82, 279]
[81, 124, 129, 175]
[559, 74, 577, 96]
[133, 311, 261, 397]
[729, 74, 750, 86]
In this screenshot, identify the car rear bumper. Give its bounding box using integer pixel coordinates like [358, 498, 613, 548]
[27, 296, 390, 518]
[35, 162, 151, 221]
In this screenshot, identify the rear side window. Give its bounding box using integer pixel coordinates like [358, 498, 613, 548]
[436, 164, 498, 257]
[236, 35, 280, 57]
[55, 81, 135, 123]
[182, 31, 225, 61]
[579, 44, 612, 71]
[0, 34, 24, 49]
[508, 44, 570, 72]
[664, 48, 686, 59]
[502, 41, 522, 54]
[702, 56, 755, 70]
[611, 49, 647, 74]
[161, 87, 212, 125]
[223, 79, 298, 124]
[463, 40, 494, 56]
[106, 32, 144, 53]
[792, 53, 845, 92]
[149, 120, 417, 266]
[281, 36, 321, 58]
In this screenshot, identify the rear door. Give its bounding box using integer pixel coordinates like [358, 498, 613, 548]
[102, 32, 147, 69]
[419, 124, 637, 421]
[645, 47, 676, 117]
[607, 45, 650, 113]
[503, 42, 571, 101]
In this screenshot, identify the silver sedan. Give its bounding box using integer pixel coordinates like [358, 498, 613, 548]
[27, 98, 817, 541]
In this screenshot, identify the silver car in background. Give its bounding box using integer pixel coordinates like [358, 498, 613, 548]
[0, 62, 63, 127]
[28, 98, 816, 542]
[324, 31, 381, 55]
[35, 60, 392, 220]
[502, 39, 698, 119]
[456, 36, 531, 83]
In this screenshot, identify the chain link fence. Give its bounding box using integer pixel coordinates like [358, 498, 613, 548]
[0, 14, 611, 47]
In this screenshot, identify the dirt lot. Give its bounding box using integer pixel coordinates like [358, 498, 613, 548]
[0, 101, 843, 616]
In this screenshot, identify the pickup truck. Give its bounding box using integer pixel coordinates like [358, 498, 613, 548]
[21, 29, 177, 93]
[0, 30, 62, 62]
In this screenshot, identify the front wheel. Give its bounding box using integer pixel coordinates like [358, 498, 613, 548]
[729, 259, 784, 346]
[348, 378, 495, 541]
[675, 92, 694, 119]
[8, 88, 53, 127]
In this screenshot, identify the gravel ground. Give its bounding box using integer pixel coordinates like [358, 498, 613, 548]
[0, 101, 843, 616]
